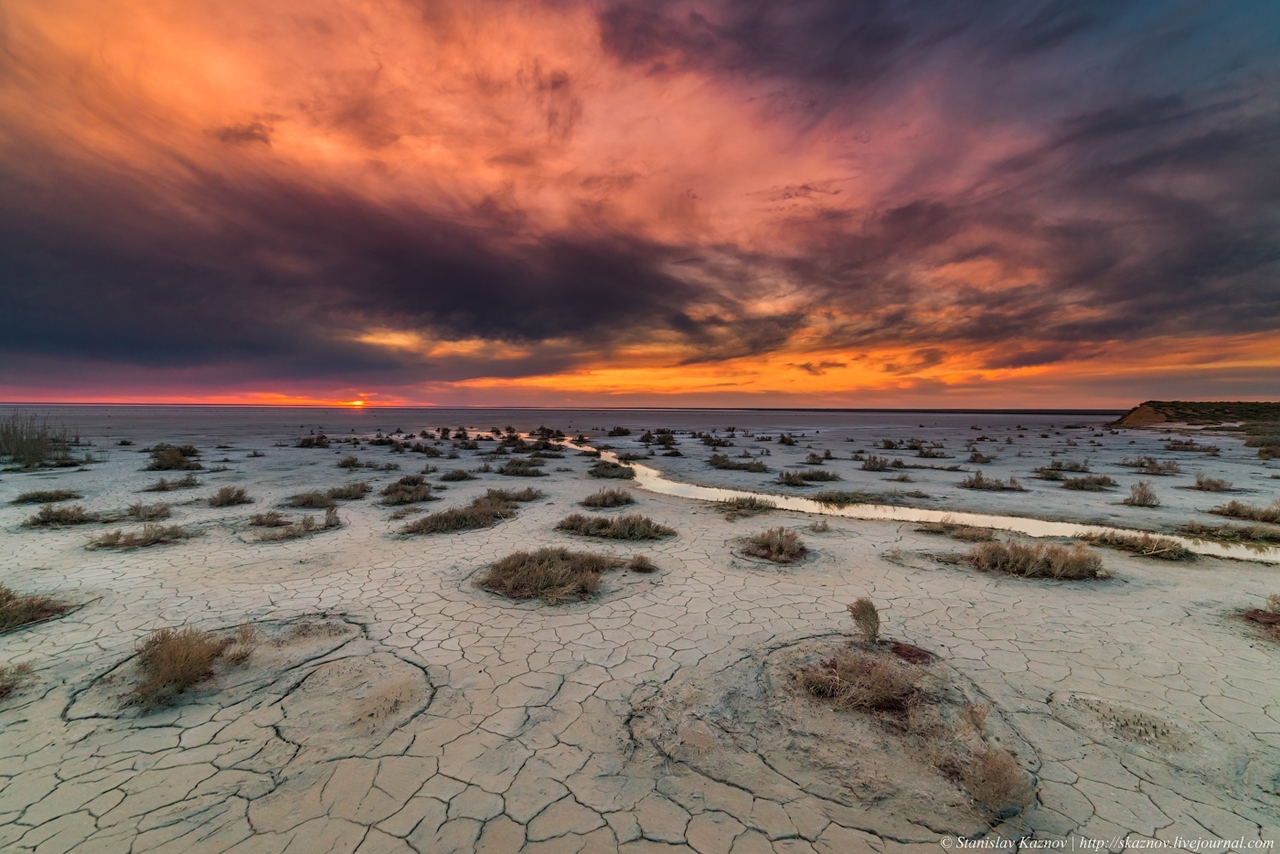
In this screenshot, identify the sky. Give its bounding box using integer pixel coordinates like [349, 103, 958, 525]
[1, 0, 1278, 408]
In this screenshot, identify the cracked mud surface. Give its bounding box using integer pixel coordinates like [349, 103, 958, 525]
[1, 418, 1279, 853]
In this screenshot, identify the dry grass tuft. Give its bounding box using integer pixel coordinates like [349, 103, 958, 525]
[581, 488, 634, 508]
[1123, 481, 1160, 507]
[475, 547, 622, 604]
[439, 469, 477, 482]
[743, 527, 807, 563]
[708, 453, 768, 473]
[847, 598, 880, 643]
[961, 746, 1036, 815]
[1176, 521, 1280, 547]
[209, 486, 252, 507]
[0, 584, 70, 633]
[796, 649, 922, 713]
[11, 490, 81, 504]
[1240, 601, 1280, 641]
[1080, 531, 1192, 560]
[627, 555, 659, 573]
[146, 444, 203, 471]
[144, 474, 199, 492]
[486, 487, 544, 503]
[862, 455, 892, 471]
[400, 488, 540, 535]
[497, 458, 548, 477]
[256, 508, 339, 541]
[556, 513, 675, 540]
[249, 510, 290, 527]
[379, 476, 436, 506]
[0, 412, 75, 468]
[0, 662, 34, 699]
[588, 461, 635, 479]
[91, 524, 194, 550]
[126, 502, 171, 521]
[959, 471, 1025, 491]
[809, 519, 830, 533]
[23, 503, 98, 527]
[129, 627, 231, 708]
[718, 496, 776, 520]
[224, 625, 258, 665]
[915, 520, 996, 542]
[326, 482, 371, 500]
[967, 541, 1106, 579]
[1208, 499, 1280, 524]
[1061, 475, 1117, 491]
[1190, 472, 1232, 492]
[287, 491, 336, 509]
[1119, 456, 1181, 476]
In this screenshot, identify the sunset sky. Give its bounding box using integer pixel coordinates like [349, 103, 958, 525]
[2, 0, 1278, 408]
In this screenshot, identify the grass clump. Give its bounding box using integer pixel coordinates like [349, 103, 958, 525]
[1208, 499, 1280, 524]
[146, 444, 202, 471]
[0, 584, 70, 634]
[249, 510, 290, 527]
[1061, 475, 1117, 491]
[777, 469, 841, 487]
[287, 491, 336, 509]
[439, 469, 477, 482]
[555, 513, 675, 540]
[588, 461, 635, 479]
[1033, 460, 1089, 480]
[11, 490, 81, 504]
[718, 496, 775, 520]
[1190, 473, 1232, 492]
[966, 541, 1105, 579]
[847, 598, 880, 643]
[128, 626, 250, 708]
[743, 527, 807, 563]
[379, 476, 436, 506]
[23, 503, 98, 527]
[256, 508, 340, 541]
[91, 524, 193, 550]
[627, 555, 659, 573]
[1119, 457, 1181, 476]
[497, 458, 547, 477]
[796, 649, 921, 713]
[144, 474, 200, 492]
[475, 547, 622, 604]
[326, 482, 371, 500]
[959, 471, 1025, 491]
[0, 662, 34, 699]
[1176, 521, 1280, 547]
[400, 488, 541, 535]
[1240, 595, 1280, 641]
[708, 453, 768, 473]
[126, 502, 171, 521]
[209, 486, 252, 507]
[1081, 532, 1192, 560]
[581, 488, 634, 508]
[0, 412, 75, 468]
[1122, 481, 1160, 507]
[862, 455, 892, 472]
[915, 520, 996, 542]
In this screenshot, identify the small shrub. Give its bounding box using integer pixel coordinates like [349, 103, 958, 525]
[249, 510, 290, 527]
[719, 496, 775, 520]
[862, 455, 891, 472]
[847, 598, 880, 643]
[1191, 473, 1232, 492]
[225, 625, 258, 666]
[555, 513, 675, 540]
[1176, 521, 1280, 547]
[708, 453, 768, 473]
[295, 434, 330, 449]
[400, 488, 540, 535]
[1119, 457, 1180, 475]
[23, 503, 98, 527]
[1208, 499, 1280, 524]
[129, 627, 230, 707]
[1123, 481, 1160, 507]
[91, 524, 193, 549]
[256, 515, 318, 541]
[11, 490, 81, 504]
[0, 584, 70, 633]
[144, 474, 199, 492]
[209, 487, 252, 507]
[497, 458, 547, 477]
[588, 461, 635, 479]
[961, 747, 1036, 815]
[966, 541, 1105, 579]
[581, 488, 634, 508]
[1081, 532, 1192, 560]
[326, 482, 371, 500]
[0, 663, 34, 699]
[607, 426, 632, 437]
[915, 521, 995, 542]
[959, 471, 1025, 491]
[126, 502, 171, 521]
[475, 547, 621, 604]
[337, 455, 363, 469]
[967, 452, 994, 464]
[379, 476, 436, 505]
[287, 491, 336, 509]
[743, 527, 807, 563]
[0, 412, 74, 467]
[628, 555, 659, 573]
[796, 649, 921, 713]
[146, 444, 202, 471]
[439, 469, 477, 482]
[809, 519, 830, 532]
[805, 452, 825, 465]
[486, 487, 544, 503]
[1061, 475, 1117, 491]
[1034, 460, 1089, 480]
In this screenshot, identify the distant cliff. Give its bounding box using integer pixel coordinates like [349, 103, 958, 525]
[1115, 400, 1280, 426]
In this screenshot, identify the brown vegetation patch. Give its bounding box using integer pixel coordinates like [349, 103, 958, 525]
[0, 584, 70, 634]
[0, 662, 34, 699]
[1190, 473, 1232, 492]
[915, 520, 996, 542]
[23, 503, 99, 527]
[497, 458, 547, 477]
[959, 471, 1025, 491]
[1081, 532, 1192, 560]
[1119, 457, 1181, 476]
[556, 513, 675, 540]
[628, 555, 659, 573]
[256, 508, 340, 541]
[475, 547, 622, 604]
[439, 469, 477, 482]
[1061, 475, 1117, 491]
[379, 476, 437, 506]
[146, 444, 203, 471]
[708, 453, 768, 472]
[1122, 481, 1160, 507]
[209, 486, 252, 507]
[589, 460, 635, 479]
[743, 527, 807, 563]
[126, 502, 171, 521]
[144, 474, 200, 492]
[91, 524, 195, 550]
[400, 488, 541, 535]
[966, 541, 1106, 580]
[1239, 597, 1280, 641]
[1208, 499, 1280, 524]
[719, 496, 775, 520]
[11, 489, 81, 504]
[581, 487, 634, 508]
[1176, 521, 1280, 547]
[326, 482, 371, 500]
[127, 625, 255, 708]
[287, 491, 336, 509]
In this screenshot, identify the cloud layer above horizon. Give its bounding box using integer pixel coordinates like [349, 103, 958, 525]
[2, 0, 1279, 406]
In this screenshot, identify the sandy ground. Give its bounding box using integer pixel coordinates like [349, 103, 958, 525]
[1, 418, 1278, 853]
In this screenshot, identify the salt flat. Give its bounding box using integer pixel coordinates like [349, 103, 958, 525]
[1, 412, 1277, 853]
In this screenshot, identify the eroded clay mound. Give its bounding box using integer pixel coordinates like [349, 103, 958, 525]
[630, 636, 1038, 842]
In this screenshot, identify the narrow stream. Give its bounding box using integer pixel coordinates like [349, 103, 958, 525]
[570, 443, 1279, 565]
